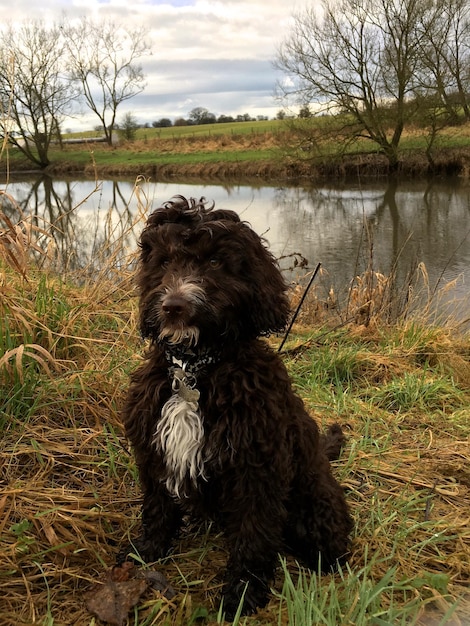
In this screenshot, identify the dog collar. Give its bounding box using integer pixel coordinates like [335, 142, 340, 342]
[164, 345, 221, 378]
[164, 347, 220, 406]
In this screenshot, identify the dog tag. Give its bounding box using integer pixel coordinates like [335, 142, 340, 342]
[172, 367, 200, 404]
[178, 383, 200, 404]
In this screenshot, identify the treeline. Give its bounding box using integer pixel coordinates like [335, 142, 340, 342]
[151, 109, 270, 128]
[0, 17, 277, 169]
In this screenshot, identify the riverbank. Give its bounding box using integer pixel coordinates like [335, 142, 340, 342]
[71, 146, 470, 183]
[6, 121, 470, 183]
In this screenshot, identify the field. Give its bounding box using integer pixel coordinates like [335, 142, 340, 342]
[7, 117, 470, 181]
[77, 119, 283, 141]
[0, 181, 469, 625]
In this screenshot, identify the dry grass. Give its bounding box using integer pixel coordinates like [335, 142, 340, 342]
[0, 183, 469, 625]
[130, 132, 282, 155]
[57, 132, 281, 159]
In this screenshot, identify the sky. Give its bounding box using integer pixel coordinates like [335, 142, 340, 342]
[8, 0, 308, 130]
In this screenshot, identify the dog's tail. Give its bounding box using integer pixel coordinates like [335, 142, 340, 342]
[322, 423, 347, 461]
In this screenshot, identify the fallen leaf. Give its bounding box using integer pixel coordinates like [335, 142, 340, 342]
[84, 567, 148, 626]
[84, 564, 177, 625]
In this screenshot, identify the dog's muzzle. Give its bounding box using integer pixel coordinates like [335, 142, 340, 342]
[157, 278, 206, 346]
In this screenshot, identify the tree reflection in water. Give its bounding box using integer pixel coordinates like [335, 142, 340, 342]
[1, 175, 469, 324]
[0, 176, 143, 277]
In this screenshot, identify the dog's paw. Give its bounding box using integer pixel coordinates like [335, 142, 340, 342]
[222, 578, 269, 620]
[116, 537, 168, 565]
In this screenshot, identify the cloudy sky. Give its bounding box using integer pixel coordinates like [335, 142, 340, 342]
[9, 0, 307, 130]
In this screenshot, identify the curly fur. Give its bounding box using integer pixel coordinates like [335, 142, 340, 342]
[119, 195, 353, 618]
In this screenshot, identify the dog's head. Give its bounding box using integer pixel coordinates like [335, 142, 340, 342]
[137, 195, 290, 349]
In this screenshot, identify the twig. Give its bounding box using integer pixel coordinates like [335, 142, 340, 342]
[278, 262, 321, 353]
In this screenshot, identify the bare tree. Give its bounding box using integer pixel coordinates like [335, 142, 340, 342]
[64, 18, 150, 145]
[275, 0, 437, 168]
[0, 21, 76, 168]
[418, 0, 470, 123]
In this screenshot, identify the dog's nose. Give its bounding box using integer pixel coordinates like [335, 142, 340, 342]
[162, 295, 187, 316]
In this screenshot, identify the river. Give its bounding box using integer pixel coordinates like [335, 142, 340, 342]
[2, 175, 469, 324]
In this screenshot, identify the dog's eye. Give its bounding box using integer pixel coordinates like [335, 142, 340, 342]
[209, 258, 221, 268]
[160, 258, 170, 269]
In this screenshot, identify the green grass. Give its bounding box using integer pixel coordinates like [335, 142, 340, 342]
[366, 370, 463, 413]
[103, 148, 276, 166]
[277, 551, 460, 625]
[16, 144, 280, 171]
[8, 114, 470, 179]
[69, 119, 284, 141]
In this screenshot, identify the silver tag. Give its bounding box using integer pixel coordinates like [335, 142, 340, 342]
[172, 367, 200, 404]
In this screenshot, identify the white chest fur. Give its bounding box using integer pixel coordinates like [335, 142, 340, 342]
[153, 367, 205, 497]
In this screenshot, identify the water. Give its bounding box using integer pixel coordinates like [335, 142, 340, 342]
[2, 175, 469, 322]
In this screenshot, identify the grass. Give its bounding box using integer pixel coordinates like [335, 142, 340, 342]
[49, 147, 278, 169]
[0, 181, 469, 625]
[10, 121, 285, 172]
[73, 119, 283, 141]
[7, 116, 470, 181]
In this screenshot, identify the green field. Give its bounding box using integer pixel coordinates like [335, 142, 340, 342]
[74, 119, 284, 141]
[7, 115, 470, 180]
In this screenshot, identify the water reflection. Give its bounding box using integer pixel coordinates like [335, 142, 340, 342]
[1, 177, 138, 273]
[1, 175, 469, 320]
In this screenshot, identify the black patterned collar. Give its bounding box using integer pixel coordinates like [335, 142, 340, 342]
[163, 343, 221, 378]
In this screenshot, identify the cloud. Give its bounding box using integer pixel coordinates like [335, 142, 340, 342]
[125, 58, 279, 122]
[145, 58, 276, 96]
[8, 0, 296, 128]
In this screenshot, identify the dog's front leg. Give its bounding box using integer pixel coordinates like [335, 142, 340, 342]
[119, 482, 182, 564]
[221, 499, 285, 618]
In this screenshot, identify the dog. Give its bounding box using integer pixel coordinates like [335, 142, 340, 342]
[119, 195, 353, 618]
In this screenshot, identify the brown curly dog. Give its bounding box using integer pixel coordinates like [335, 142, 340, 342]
[119, 195, 353, 618]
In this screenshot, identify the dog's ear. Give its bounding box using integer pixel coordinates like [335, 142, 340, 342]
[138, 227, 154, 264]
[240, 225, 291, 336]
